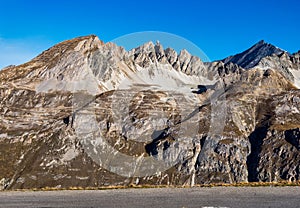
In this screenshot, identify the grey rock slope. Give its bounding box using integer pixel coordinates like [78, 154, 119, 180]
[255, 51, 300, 87]
[0, 35, 299, 190]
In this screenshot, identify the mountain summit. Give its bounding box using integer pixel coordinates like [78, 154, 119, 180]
[222, 40, 285, 69]
[0, 35, 300, 190]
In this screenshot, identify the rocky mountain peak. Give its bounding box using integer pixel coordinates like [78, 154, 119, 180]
[164, 47, 178, 66]
[0, 35, 104, 84]
[223, 40, 285, 69]
[178, 49, 191, 60]
[256, 40, 266, 45]
[132, 41, 155, 54]
[154, 41, 164, 54]
[127, 41, 208, 77]
[35, 35, 104, 60]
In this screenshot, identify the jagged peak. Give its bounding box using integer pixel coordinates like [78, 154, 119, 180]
[255, 40, 266, 46]
[155, 40, 161, 46]
[164, 47, 176, 54]
[164, 47, 178, 65]
[222, 40, 285, 69]
[252, 40, 284, 49]
[133, 41, 155, 53]
[251, 40, 285, 52]
[154, 41, 164, 54]
[178, 49, 192, 58]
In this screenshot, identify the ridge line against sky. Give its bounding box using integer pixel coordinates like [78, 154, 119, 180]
[0, 0, 300, 69]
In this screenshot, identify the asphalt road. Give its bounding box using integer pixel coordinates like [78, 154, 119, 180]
[0, 186, 299, 208]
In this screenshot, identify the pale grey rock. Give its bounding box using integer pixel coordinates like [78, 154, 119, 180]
[164, 48, 178, 66]
[255, 52, 300, 87]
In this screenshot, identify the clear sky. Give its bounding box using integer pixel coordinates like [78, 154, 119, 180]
[0, 0, 300, 68]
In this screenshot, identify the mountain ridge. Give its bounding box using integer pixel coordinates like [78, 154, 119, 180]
[1, 36, 299, 89]
[0, 35, 300, 190]
[222, 40, 286, 69]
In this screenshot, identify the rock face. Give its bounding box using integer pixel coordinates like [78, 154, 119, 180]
[0, 35, 299, 190]
[222, 40, 285, 69]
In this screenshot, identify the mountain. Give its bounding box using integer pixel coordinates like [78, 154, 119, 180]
[221, 40, 300, 87]
[222, 40, 285, 69]
[0, 35, 300, 190]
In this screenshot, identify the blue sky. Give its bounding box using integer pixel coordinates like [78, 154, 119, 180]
[0, 0, 300, 68]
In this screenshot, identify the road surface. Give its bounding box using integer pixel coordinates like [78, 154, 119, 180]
[0, 186, 299, 208]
